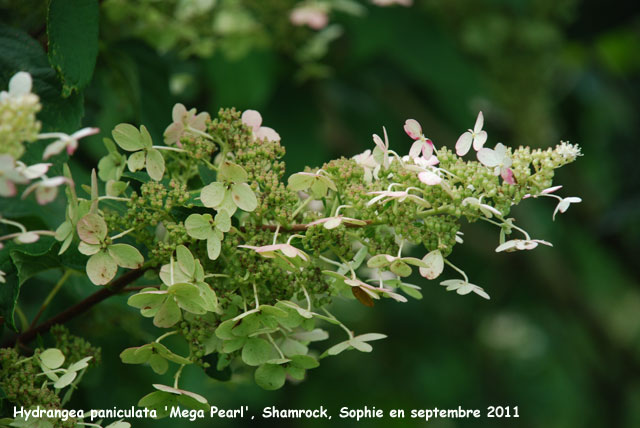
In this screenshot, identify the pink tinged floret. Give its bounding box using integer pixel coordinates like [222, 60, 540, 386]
[418, 170, 441, 185]
[290, 6, 328, 30]
[501, 167, 515, 184]
[0, 179, 17, 197]
[403, 119, 422, 140]
[241, 109, 262, 131]
[254, 126, 281, 142]
[542, 185, 562, 194]
[172, 103, 187, 123]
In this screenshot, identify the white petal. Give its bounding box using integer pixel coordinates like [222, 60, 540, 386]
[477, 148, 500, 167]
[472, 286, 490, 300]
[409, 140, 422, 158]
[418, 170, 442, 185]
[495, 240, 518, 252]
[9, 71, 32, 96]
[456, 283, 474, 295]
[474, 111, 484, 133]
[43, 140, 67, 160]
[324, 217, 343, 229]
[473, 130, 487, 150]
[20, 163, 52, 179]
[171, 103, 187, 122]
[455, 132, 472, 156]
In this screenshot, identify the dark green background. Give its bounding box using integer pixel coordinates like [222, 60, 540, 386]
[1, 0, 639, 426]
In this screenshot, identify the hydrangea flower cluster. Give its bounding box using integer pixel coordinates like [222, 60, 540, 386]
[1, 71, 581, 417]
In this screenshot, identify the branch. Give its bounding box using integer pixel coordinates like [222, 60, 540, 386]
[3, 267, 147, 348]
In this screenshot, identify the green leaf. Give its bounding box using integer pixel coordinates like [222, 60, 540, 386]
[139, 125, 154, 148]
[196, 282, 218, 312]
[222, 337, 246, 353]
[98, 152, 126, 182]
[291, 329, 329, 342]
[367, 254, 394, 268]
[175, 245, 195, 276]
[138, 391, 173, 417]
[153, 298, 181, 328]
[86, 250, 118, 285]
[215, 318, 237, 340]
[67, 356, 92, 372]
[76, 213, 107, 244]
[390, 260, 412, 277]
[241, 338, 276, 366]
[170, 283, 206, 315]
[231, 313, 261, 336]
[120, 346, 151, 364]
[287, 173, 314, 191]
[153, 343, 192, 365]
[47, 0, 99, 95]
[184, 213, 213, 240]
[280, 338, 307, 357]
[78, 241, 100, 255]
[398, 282, 423, 300]
[53, 371, 77, 389]
[254, 364, 286, 390]
[106, 180, 128, 197]
[214, 211, 231, 233]
[231, 183, 258, 212]
[149, 354, 169, 375]
[108, 243, 144, 269]
[206, 236, 221, 260]
[127, 290, 166, 310]
[200, 182, 227, 208]
[112, 124, 144, 151]
[218, 161, 248, 183]
[310, 178, 328, 198]
[290, 355, 319, 369]
[0, 238, 58, 330]
[286, 366, 306, 380]
[39, 348, 65, 369]
[146, 148, 165, 181]
[127, 151, 146, 172]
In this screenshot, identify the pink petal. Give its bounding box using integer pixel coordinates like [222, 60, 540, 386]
[241, 110, 262, 131]
[501, 168, 515, 184]
[403, 119, 422, 140]
[0, 179, 17, 197]
[418, 170, 442, 185]
[541, 185, 562, 194]
[255, 126, 280, 142]
[421, 139, 434, 159]
[72, 127, 100, 140]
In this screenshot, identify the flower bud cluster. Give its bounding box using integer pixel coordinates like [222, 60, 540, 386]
[0, 72, 41, 159]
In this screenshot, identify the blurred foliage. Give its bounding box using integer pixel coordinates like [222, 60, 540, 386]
[1, 0, 639, 426]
